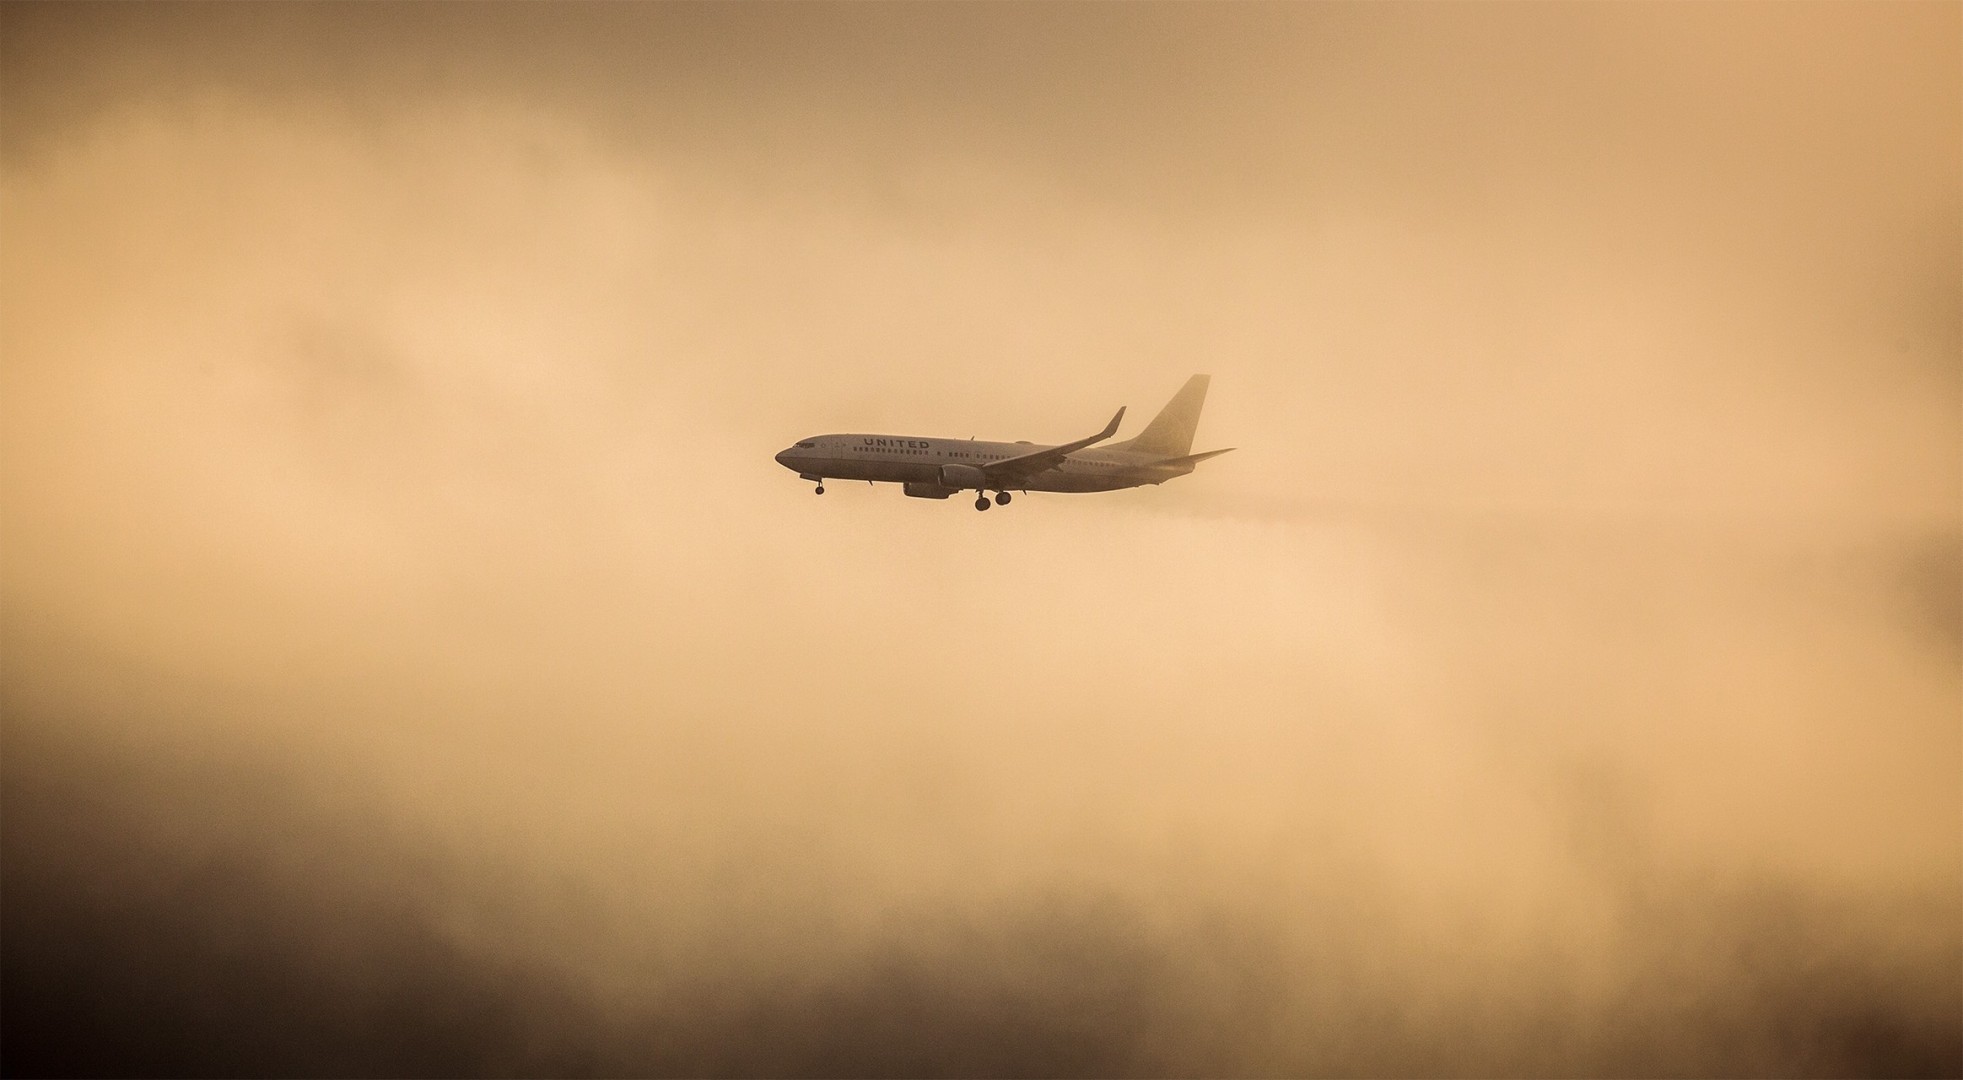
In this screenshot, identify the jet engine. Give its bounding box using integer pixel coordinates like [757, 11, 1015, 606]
[902, 482, 956, 499]
[936, 464, 987, 490]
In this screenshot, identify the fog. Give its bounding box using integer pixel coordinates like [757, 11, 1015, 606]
[3, 4, 1958, 1075]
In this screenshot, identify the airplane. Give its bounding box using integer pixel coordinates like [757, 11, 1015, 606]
[774, 374, 1233, 511]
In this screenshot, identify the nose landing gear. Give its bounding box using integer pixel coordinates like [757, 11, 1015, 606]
[814, 483, 825, 495]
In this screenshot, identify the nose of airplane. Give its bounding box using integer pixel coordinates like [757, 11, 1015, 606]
[774, 449, 793, 468]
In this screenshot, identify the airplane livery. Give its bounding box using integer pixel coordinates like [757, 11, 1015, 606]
[774, 374, 1232, 510]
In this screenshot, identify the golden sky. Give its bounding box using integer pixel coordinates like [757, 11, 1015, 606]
[2, 4, 1958, 1075]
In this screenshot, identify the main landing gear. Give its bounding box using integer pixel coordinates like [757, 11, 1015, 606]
[995, 491, 1012, 506]
[974, 491, 1013, 511]
[974, 495, 990, 511]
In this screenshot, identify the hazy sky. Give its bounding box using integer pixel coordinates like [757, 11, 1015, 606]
[3, 4, 1958, 1075]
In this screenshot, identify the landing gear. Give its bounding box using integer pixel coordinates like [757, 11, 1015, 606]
[974, 495, 991, 511]
[994, 491, 1012, 506]
[814, 483, 825, 495]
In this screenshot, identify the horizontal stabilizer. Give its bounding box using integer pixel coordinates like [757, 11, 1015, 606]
[1155, 448, 1235, 468]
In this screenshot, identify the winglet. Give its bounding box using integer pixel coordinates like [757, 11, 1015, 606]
[979, 405, 1127, 482]
[1044, 406, 1122, 457]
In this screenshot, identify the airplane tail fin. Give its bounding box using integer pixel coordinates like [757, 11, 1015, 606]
[1113, 374, 1210, 457]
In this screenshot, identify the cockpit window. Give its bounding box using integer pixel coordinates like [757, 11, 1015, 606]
[797, 441, 816, 448]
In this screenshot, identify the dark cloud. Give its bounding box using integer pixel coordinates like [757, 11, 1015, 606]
[6, 711, 1957, 1077]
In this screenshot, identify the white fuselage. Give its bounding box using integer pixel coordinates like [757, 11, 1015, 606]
[773, 433, 1193, 494]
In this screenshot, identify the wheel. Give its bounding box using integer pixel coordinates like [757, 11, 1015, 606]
[814, 484, 825, 495]
[974, 496, 990, 511]
[994, 491, 1012, 506]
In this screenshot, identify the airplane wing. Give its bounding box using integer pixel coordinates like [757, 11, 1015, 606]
[982, 407, 1125, 485]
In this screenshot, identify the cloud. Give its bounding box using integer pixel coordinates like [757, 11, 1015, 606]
[2, 5, 1957, 1075]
